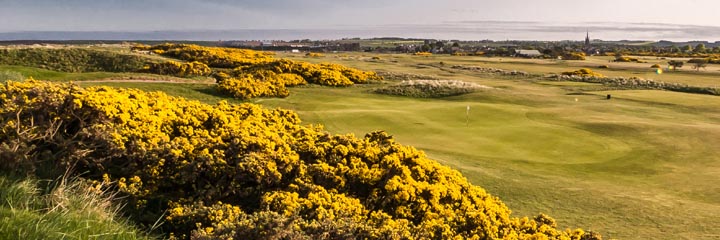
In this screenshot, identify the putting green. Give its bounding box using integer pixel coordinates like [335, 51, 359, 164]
[262, 87, 631, 165]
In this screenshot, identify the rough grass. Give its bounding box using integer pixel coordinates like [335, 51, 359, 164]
[0, 65, 211, 82]
[376, 71, 439, 81]
[0, 70, 24, 82]
[374, 80, 490, 98]
[0, 174, 155, 240]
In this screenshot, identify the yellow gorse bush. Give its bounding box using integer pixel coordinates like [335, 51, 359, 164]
[561, 68, 605, 78]
[148, 43, 276, 68]
[562, 52, 586, 60]
[216, 73, 291, 99]
[0, 80, 599, 240]
[145, 44, 382, 98]
[143, 60, 212, 77]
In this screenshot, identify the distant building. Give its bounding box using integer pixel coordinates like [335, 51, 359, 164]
[514, 49, 542, 58]
[583, 31, 600, 55]
[339, 43, 361, 51]
[585, 31, 591, 48]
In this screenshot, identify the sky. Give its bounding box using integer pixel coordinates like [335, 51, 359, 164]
[1, 0, 720, 31]
[1, 0, 719, 41]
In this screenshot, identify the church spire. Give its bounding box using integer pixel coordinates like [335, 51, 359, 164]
[585, 30, 590, 47]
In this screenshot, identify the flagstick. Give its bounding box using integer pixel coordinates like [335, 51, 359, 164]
[466, 105, 470, 127]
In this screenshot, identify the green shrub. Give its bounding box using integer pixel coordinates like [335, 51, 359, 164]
[688, 58, 709, 71]
[0, 48, 146, 72]
[668, 60, 684, 70]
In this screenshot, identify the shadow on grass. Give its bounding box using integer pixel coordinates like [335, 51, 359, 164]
[193, 85, 224, 97]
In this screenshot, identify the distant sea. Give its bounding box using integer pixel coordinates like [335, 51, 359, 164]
[1, 22, 719, 42]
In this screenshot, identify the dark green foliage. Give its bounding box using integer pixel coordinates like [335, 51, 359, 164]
[0, 48, 146, 73]
[688, 58, 709, 71]
[668, 60, 684, 70]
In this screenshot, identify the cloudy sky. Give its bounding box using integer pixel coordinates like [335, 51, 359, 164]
[1, 0, 719, 31]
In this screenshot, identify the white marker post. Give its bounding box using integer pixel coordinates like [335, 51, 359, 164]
[466, 105, 470, 127]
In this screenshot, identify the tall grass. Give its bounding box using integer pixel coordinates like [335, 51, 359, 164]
[376, 71, 439, 81]
[374, 80, 490, 98]
[0, 70, 24, 82]
[0, 174, 155, 240]
[547, 74, 720, 96]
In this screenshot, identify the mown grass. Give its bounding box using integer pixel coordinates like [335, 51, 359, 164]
[0, 175, 155, 240]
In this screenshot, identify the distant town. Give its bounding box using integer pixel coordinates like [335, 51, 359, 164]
[3, 34, 720, 59]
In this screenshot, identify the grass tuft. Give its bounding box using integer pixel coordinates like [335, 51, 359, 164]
[0, 174, 155, 240]
[0, 70, 24, 82]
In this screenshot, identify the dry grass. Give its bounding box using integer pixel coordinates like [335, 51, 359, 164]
[374, 80, 490, 98]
